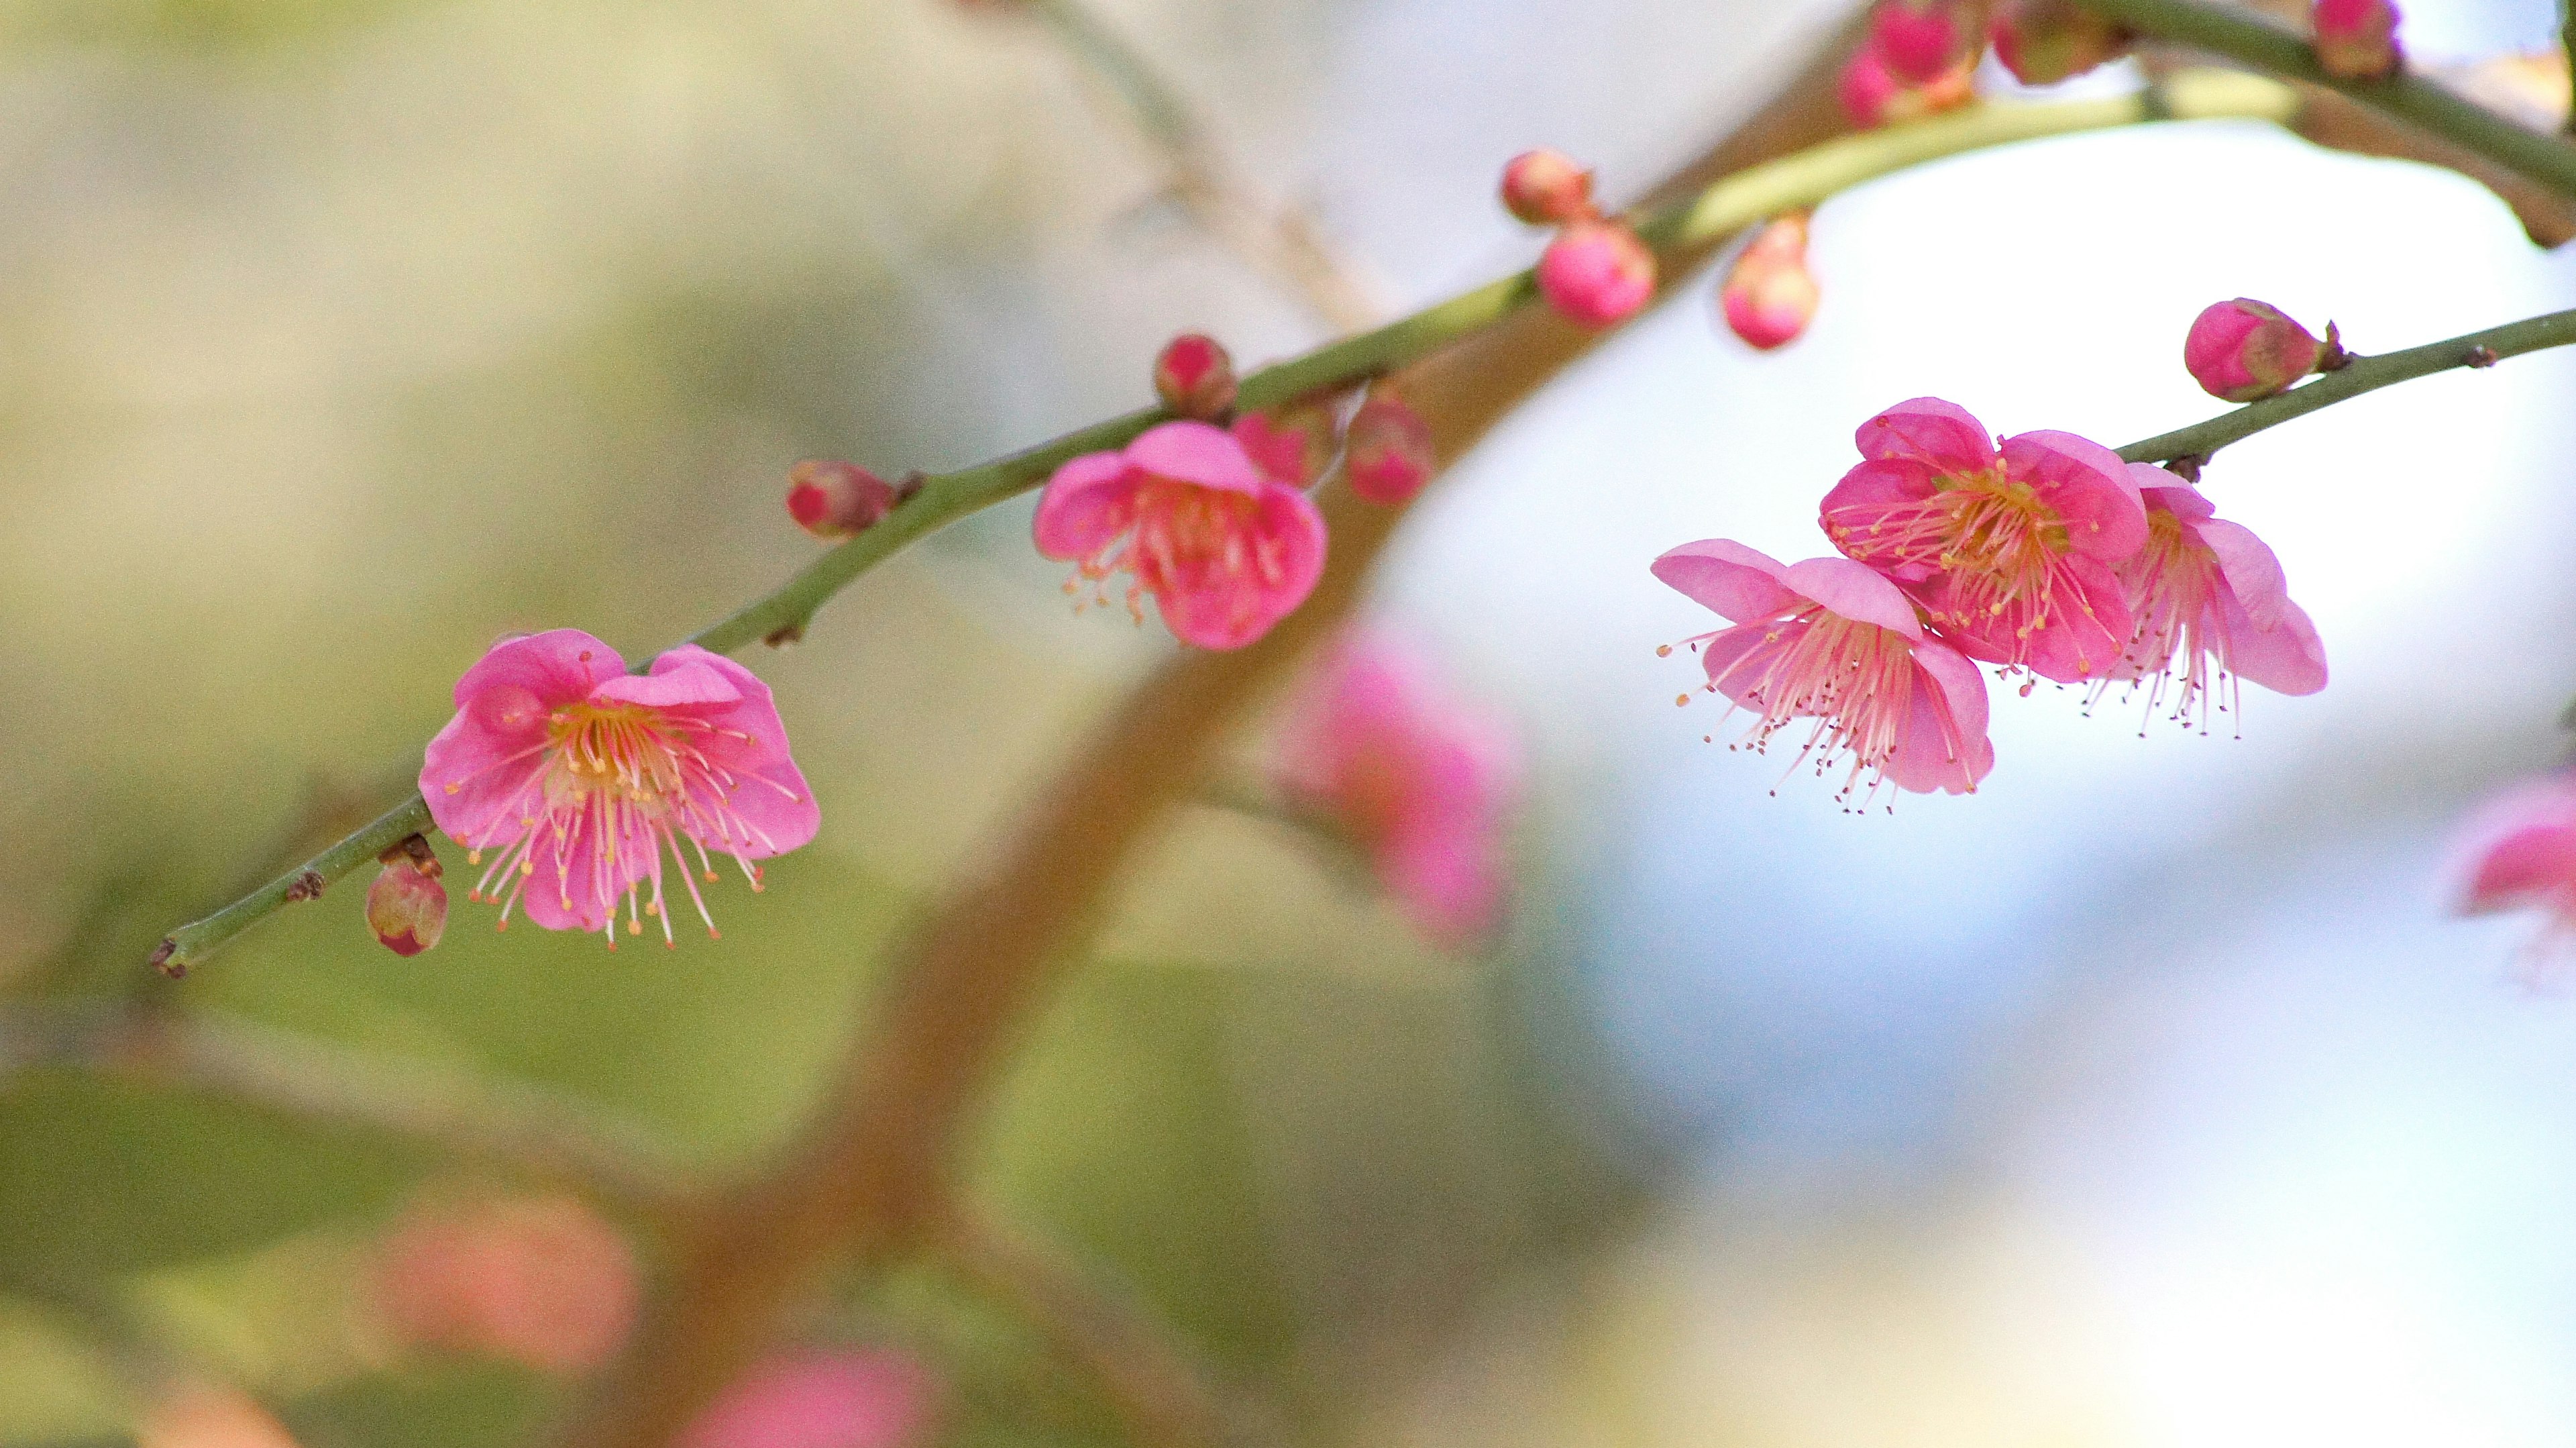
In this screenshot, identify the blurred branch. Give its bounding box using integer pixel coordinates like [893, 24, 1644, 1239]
[2565, 1, 2576, 136]
[938, 1207, 1247, 1448]
[2077, 0, 2576, 207]
[2118, 305, 2576, 463]
[1016, 0, 1391, 331]
[149, 71, 2306, 980]
[0, 1002, 688, 1221]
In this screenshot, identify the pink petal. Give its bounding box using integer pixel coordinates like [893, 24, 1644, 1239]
[2131, 465, 2216, 521]
[651, 647, 822, 859]
[1124, 420, 1267, 497]
[2191, 515, 2292, 633]
[1698, 619, 1793, 705]
[1999, 430, 2147, 561]
[1031, 451, 1140, 561]
[592, 660, 743, 710]
[451, 629, 622, 711]
[1854, 397, 1994, 473]
[680, 1350, 931, 1448]
[514, 811, 630, 934]
[1819, 458, 1942, 580]
[1230, 413, 1311, 486]
[1378, 823, 1502, 947]
[2012, 550, 2132, 684]
[2220, 590, 2327, 696]
[1781, 556, 1922, 639]
[1650, 539, 1799, 623]
[1155, 484, 1326, 651]
[2453, 777, 2576, 914]
[1882, 639, 1993, 795]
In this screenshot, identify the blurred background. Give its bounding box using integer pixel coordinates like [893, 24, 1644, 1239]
[4, 0, 2576, 1443]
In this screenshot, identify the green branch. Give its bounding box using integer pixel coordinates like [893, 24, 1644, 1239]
[149, 72, 2302, 977]
[2074, 0, 2576, 201]
[2118, 307, 2576, 464]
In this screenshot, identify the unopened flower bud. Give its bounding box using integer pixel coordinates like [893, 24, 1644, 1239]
[2312, 0, 2401, 81]
[1344, 394, 1436, 505]
[367, 837, 446, 957]
[1869, 0, 1981, 86]
[1536, 221, 1655, 329]
[2184, 298, 2324, 403]
[1836, 45, 1977, 129]
[1152, 333, 1237, 419]
[786, 460, 898, 540]
[1499, 148, 1595, 226]
[1990, 0, 2130, 85]
[1232, 411, 1316, 486]
[1719, 213, 1820, 351]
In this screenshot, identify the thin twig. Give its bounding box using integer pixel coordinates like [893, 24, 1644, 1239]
[0, 1001, 688, 1221]
[2118, 306, 2576, 463]
[2564, 1, 2576, 138]
[939, 1206, 1245, 1448]
[150, 72, 2306, 978]
[1019, 0, 1389, 331]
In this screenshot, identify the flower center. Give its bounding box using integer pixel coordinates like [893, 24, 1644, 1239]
[1698, 607, 1968, 805]
[2092, 511, 2231, 734]
[1829, 469, 2094, 666]
[543, 701, 688, 817]
[1067, 479, 1283, 620]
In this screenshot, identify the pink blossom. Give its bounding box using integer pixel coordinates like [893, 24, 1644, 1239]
[1499, 148, 1595, 227]
[1719, 213, 1819, 351]
[2451, 774, 2576, 968]
[682, 1349, 934, 1448]
[2184, 299, 2322, 403]
[422, 630, 818, 944]
[1344, 394, 1436, 505]
[1152, 333, 1237, 421]
[139, 1388, 301, 1448]
[1820, 397, 2146, 683]
[1990, 0, 2130, 85]
[1273, 634, 1518, 945]
[371, 1193, 641, 1376]
[1230, 411, 1314, 487]
[1654, 539, 1993, 800]
[1536, 221, 1655, 329]
[1034, 420, 1328, 650]
[2091, 464, 2326, 731]
[786, 461, 898, 540]
[2313, 0, 2402, 80]
[1835, 44, 1978, 128]
[1868, 0, 1981, 84]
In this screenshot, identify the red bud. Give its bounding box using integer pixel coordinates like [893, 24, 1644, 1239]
[786, 460, 898, 540]
[1499, 149, 1595, 226]
[1152, 333, 1237, 419]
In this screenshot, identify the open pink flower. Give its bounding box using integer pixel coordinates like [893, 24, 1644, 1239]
[681, 1349, 934, 1448]
[2452, 774, 2576, 964]
[1654, 539, 1992, 799]
[422, 630, 818, 945]
[1273, 634, 1518, 945]
[2092, 464, 2325, 731]
[370, 1194, 641, 1376]
[1035, 420, 1327, 651]
[1820, 397, 2146, 683]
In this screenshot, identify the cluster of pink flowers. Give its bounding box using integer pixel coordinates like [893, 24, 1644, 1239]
[1499, 148, 1658, 330]
[1839, 1, 2131, 130]
[1658, 396, 2325, 803]
[1271, 633, 1519, 945]
[368, 1192, 642, 1376]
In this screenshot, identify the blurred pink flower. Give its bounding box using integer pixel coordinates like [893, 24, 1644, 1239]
[2184, 298, 2323, 403]
[422, 630, 818, 945]
[2094, 465, 2326, 730]
[1273, 634, 1518, 945]
[1835, 45, 1976, 127]
[1868, 0, 1981, 83]
[372, 1194, 641, 1376]
[1655, 539, 1992, 800]
[2453, 774, 2576, 963]
[1719, 213, 1819, 351]
[1229, 411, 1315, 487]
[681, 1349, 934, 1448]
[1536, 221, 1655, 329]
[1821, 397, 2146, 683]
[2313, 0, 2402, 79]
[1036, 421, 1328, 650]
[138, 1388, 300, 1448]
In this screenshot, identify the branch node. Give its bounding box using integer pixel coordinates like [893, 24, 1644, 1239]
[282, 869, 328, 903]
[2316, 320, 2351, 371]
[762, 622, 806, 649]
[894, 471, 927, 505]
[2162, 454, 2206, 482]
[147, 938, 182, 979]
[2464, 344, 2501, 368]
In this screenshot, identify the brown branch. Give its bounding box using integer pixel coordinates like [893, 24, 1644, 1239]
[552, 13, 1868, 1447]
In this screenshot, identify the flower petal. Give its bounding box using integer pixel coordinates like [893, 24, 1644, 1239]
[515, 811, 633, 935]
[1032, 450, 1140, 561]
[1155, 483, 1326, 650]
[1819, 458, 1941, 578]
[2455, 778, 2576, 913]
[2220, 590, 2328, 696]
[1125, 420, 1268, 497]
[1882, 639, 1993, 795]
[1854, 397, 1994, 473]
[2131, 466, 2215, 521]
[1650, 539, 1799, 623]
[2192, 515, 2293, 633]
[452, 629, 621, 711]
[2000, 429, 2147, 560]
[590, 660, 741, 710]
[1782, 556, 1922, 638]
[651, 647, 822, 860]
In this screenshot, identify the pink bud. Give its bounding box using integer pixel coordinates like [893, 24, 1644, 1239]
[1536, 221, 1655, 329]
[1152, 333, 1237, 419]
[1499, 148, 1595, 226]
[140, 1388, 302, 1448]
[366, 837, 446, 957]
[2184, 298, 2324, 403]
[372, 1194, 640, 1376]
[2313, 0, 2402, 80]
[1719, 214, 1820, 351]
[681, 1349, 934, 1448]
[1344, 394, 1436, 505]
[1835, 44, 1978, 129]
[1231, 411, 1315, 486]
[1869, 0, 1980, 85]
[1990, 0, 2130, 85]
[786, 460, 898, 540]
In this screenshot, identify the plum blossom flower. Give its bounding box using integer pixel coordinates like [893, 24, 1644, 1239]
[1654, 539, 1992, 800]
[1272, 634, 1518, 945]
[370, 1193, 641, 1376]
[422, 630, 819, 945]
[1036, 421, 1328, 650]
[1820, 397, 2146, 683]
[2451, 774, 2576, 965]
[681, 1349, 935, 1448]
[2091, 464, 2326, 731]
